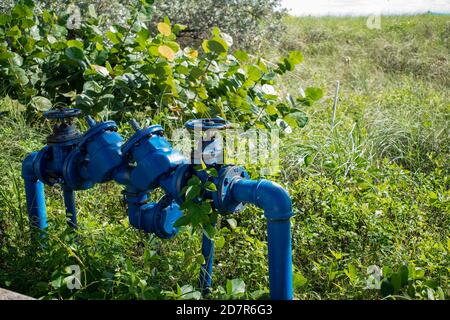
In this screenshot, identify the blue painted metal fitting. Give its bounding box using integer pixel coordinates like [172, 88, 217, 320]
[159, 164, 194, 205]
[185, 118, 231, 131]
[124, 193, 182, 239]
[77, 121, 123, 183]
[229, 178, 293, 300]
[213, 166, 249, 214]
[230, 179, 293, 221]
[185, 118, 230, 165]
[122, 125, 186, 191]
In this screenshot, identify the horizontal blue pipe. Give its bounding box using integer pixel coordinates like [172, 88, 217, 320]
[230, 178, 293, 300]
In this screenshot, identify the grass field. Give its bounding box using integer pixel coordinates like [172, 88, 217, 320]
[0, 14, 449, 299]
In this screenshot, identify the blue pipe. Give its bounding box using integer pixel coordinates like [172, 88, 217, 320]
[199, 231, 214, 294]
[63, 189, 77, 228]
[230, 179, 293, 300]
[22, 153, 48, 231]
[125, 193, 148, 230]
[24, 179, 48, 230]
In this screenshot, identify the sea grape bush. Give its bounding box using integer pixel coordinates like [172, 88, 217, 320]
[1, 0, 286, 51]
[151, 0, 286, 50]
[0, 1, 322, 129]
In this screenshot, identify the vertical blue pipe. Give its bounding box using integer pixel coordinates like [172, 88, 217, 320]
[24, 179, 48, 230]
[63, 189, 77, 228]
[267, 220, 293, 300]
[199, 231, 214, 294]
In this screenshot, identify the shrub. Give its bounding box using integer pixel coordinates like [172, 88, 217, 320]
[151, 0, 286, 50]
[2, 0, 286, 51]
[0, 1, 321, 129]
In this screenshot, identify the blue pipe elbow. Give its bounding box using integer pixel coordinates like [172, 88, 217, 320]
[125, 194, 182, 239]
[230, 179, 293, 221]
[229, 178, 294, 300]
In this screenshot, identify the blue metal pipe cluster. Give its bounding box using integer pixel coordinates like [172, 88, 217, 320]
[21, 109, 294, 300]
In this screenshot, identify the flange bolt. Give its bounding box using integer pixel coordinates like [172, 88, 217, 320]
[129, 119, 141, 132]
[86, 116, 97, 128]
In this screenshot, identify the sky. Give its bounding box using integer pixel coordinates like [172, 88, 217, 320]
[280, 0, 450, 16]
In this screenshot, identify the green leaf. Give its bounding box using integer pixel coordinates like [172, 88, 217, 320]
[293, 272, 308, 288]
[289, 51, 304, 64]
[0, 52, 14, 60]
[165, 41, 180, 53]
[187, 175, 201, 186]
[174, 215, 191, 228]
[284, 111, 309, 128]
[345, 264, 358, 282]
[50, 275, 64, 289]
[305, 87, 324, 101]
[380, 279, 394, 297]
[226, 218, 237, 229]
[203, 224, 216, 239]
[266, 104, 278, 116]
[11, 67, 28, 85]
[226, 278, 246, 296]
[400, 265, 409, 286]
[215, 235, 225, 250]
[185, 185, 201, 201]
[0, 14, 11, 26]
[180, 285, 201, 300]
[247, 65, 263, 81]
[105, 31, 120, 45]
[172, 24, 187, 35]
[6, 25, 22, 38]
[204, 181, 217, 192]
[234, 50, 249, 62]
[12, 4, 33, 19]
[203, 37, 228, 55]
[304, 154, 312, 167]
[65, 47, 85, 62]
[31, 96, 52, 111]
[67, 39, 84, 49]
[83, 81, 102, 94]
[390, 272, 402, 294]
[193, 101, 208, 114]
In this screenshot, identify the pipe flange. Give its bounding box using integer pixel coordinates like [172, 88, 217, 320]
[185, 118, 231, 131]
[170, 164, 194, 204]
[33, 146, 57, 186]
[213, 166, 249, 214]
[121, 125, 164, 157]
[43, 108, 82, 120]
[62, 149, 94, 190]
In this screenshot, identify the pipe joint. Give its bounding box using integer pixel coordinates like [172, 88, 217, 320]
[230, 178, 293, 221]
[22, 152, 38, 181]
